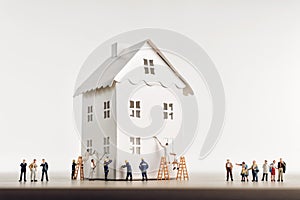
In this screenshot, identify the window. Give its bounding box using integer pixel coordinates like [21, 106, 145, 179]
[163, 103, 174, 120]
[130, 137, 141, 154]
[129, 100, 141, 118]
[87, 106, 93, 122]
[104, 101, 111, 119]
[143, 59, 155, 75]
[104, 136, 110, 155]
[87, 139, 93, 153]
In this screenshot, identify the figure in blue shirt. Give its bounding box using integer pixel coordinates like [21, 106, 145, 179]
[121, 160, 132, 181]
[103, 158, 112, 181]
[139, 158, 149, 181]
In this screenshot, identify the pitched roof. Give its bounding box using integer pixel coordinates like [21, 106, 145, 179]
[73, 39, 193, 97]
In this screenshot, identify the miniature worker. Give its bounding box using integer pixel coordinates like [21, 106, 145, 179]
[225, 159, 233, 181]
[104, 158, 112, 181]
[40, 159, 49, 182]
[89, 159, 96, 179]
[153, 136, 170, 164]
[71, 159, 77, 180]
[277, 158, 286, 182]
[29, 159, 38, 182]
[121, 160, 132, 181]
[19, 159, 27, 182]
[139, 158, 149, 181]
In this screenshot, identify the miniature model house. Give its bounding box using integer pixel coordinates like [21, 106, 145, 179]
[73, 39, 197, 180]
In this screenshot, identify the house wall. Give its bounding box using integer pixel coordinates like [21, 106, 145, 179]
[115, 80, 183, 179]
[81, 86, 117, 179]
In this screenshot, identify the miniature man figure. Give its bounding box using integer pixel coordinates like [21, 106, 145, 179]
[71, 159, 77, 180]
[89, 159, 96, 180]
[139, 158, 149, 181]
[154, 136, 170, 164]
[261, 160, 269, 181]
[29, 159, 38, 182]
[104, 158, 112, 181]
[121, 160, 132, 181]
[40, 159, 49, 182]
[19, 159, 27, 182]
[225, 159, 233, 181]
[248, 160, 259, 182]
[277, 158, 286, 182]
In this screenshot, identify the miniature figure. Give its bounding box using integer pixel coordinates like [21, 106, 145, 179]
[121, 160, 132, 181]
[225, 159, 233, 181]
[19, 159, 27, 182]
[89, 159, 96, 179]
[40, 159, 49, 182]
[104, 158, 112, 181]
[270, 160, 276, 182]
[236, 162, 248, 182]
[261, 160, 269, 181]
[248, 160, 259, 182]
[139, 158, 149, 181]
[71, 159, 77, 180]
[29, 159, 38, 182]
[277, 158, 286, 182]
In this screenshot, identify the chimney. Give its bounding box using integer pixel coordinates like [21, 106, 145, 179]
[111, 42, 117, 57]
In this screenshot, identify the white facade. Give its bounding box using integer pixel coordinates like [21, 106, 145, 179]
[76, 40, 194, 180]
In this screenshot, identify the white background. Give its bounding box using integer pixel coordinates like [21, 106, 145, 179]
[0, 0, 300, 175]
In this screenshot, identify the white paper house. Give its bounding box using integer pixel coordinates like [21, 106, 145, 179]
[73, 39, 194, 180]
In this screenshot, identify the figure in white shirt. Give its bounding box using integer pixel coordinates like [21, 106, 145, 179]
[153, 136, 171, 164]
[89, 159, 96, 179]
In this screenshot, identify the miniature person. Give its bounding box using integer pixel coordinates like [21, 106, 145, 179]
[225, 159, 233, 181]
[248, 160, 259, 182]
[154, 136, 170, 164]
[40, 159, 49, 182]
[270, 160, 276, 182]
[139, 158, 149, 181]
[261, 160, 269, 181]
[277, 158, 286, 182]
[121, 160, 132, 181]
[29, 159, 38, 182]
[19, 159, 27, 182]
[103, 158, 112, 181]
[236, 162, 248, 182]
[71, 159, 77, 180]
[89, 159, 96, 179]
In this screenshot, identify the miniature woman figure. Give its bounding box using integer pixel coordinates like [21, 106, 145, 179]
[270, 160, 276, 182]
[236, 162, 249, 182]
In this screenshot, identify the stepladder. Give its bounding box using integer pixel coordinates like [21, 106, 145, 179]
[176, 156, 189, 180]
[157, 156, 170, 180]
[73, 156, 84, 180]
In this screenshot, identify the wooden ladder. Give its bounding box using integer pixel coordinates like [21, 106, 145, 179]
[157, 156, 170, 180]
[176, 156, 189, 180]
[73, 156, 84, 180]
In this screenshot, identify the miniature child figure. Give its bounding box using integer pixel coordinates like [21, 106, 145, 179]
[261, 160, 269, 181]
[248, 160, 259, 182]
[103, 158, 112, 181]
[139, 158, 149, 181]
[19, 159, 27, 182]
[225, 159, 233, 181]
[71, 159, 77, 180]
[29, 159, 38, 182]
[121, 160, 132, 181]
[89, 159, 96, 180]
[277, 158, 286, 182]
[270, 160, 276, 182]
[40, 159, 49, 182]
[236, 162, 248, 182]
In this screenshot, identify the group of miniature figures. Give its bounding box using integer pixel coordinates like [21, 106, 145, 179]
[225, 158, 287, 182]
[71, 157, 149, 181]
[19, 159, 49, 182]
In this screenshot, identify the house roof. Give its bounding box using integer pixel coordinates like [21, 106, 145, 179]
[73, 39, 193, 97]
